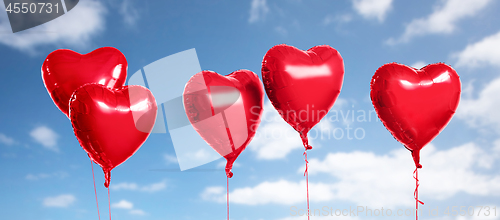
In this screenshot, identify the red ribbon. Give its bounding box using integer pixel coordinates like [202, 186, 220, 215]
[414, 167, 424, 220]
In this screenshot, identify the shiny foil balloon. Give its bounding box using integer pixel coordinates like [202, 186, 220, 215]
[42, 47, 128, 117]
[262, 44, 344, 149]
[370, 63, 461, 168]
[183, 70, 264, 178]
[70, 84, 157, 187]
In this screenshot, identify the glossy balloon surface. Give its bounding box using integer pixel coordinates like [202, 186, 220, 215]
[370, 63, 461, 168]
[70, 84, 157, 187]
[262, 44, 344, 149]
[42, 47, 128, 117]
[183, 70, 264, 177]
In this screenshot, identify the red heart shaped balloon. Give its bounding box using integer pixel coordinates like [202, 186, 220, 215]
[70, 84, 157, 187]
[262, 44, 344, 149]
[183, 70, 264, 177]
[42, 47, 128, 117]
[370, 63, 461, 168]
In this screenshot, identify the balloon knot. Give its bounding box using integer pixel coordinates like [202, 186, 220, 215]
[103, 169, 111, 188]
[305, 145, 313, 150]
[225, 158, 235, 178]
[226, 171, 233, 178]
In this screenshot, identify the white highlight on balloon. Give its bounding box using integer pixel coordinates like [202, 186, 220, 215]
[399, 72, 451, 89]
[97, 99, 151, 112]
[432, 71, 451, 84]
[112, 64, 123, 78]
[285, 64, 331, 79]
[209, 90, 241, 107]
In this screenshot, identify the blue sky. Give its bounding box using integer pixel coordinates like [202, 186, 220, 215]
[1, 0, 500, 219]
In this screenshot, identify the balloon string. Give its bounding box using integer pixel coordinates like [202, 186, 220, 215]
[227, 176, 230, 220]
[303, 150, 310, 220]
[90, 159, 101, 220]
[414, 167, 424, 220]
[108, 187, 111, 220]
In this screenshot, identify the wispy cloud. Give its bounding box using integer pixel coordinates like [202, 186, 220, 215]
[164, 154, 178, 164]
[43, 194, 76, 208]
[248, 0, 269, 23]
[0, 0, 106, 54]
[112, 200, 134, 209]
[323, 14, 352, 26]
[204, 143, 500, 207]
[119, 0, 140, 26]
[110, 180, 167, 193]
[457, 77, 500, 134]
[201, 186, 225, 202]
[411, 61, 427, 69]
[387, 0, 493, 44]
[129, 209, 146, 215]
[141, 180, 167, 193]
[274, 26, 288, 36]
[26, 172, 68, 181]
[30, 126, 59, 152]
[112, 200, 146, 215]
[111, 182, 138, 191]
[249, 100, 345, 160]
[249, 101, 306, 160]
[352, 0, 393, 22]
[0, 133, 16, 146]
[305, 143, 499, 206]
[454, 31, 500, 68]
[201, 180, 334, 205]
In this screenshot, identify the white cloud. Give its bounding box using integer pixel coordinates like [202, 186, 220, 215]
[119, 0, 140, 26]
[352, 0, 393, 22]
[249, 100, 346, 160]
[164, 154, 178, 164]
[274, 26, 288, 36]
[141, 180, 167, 192]
[201, 186, 225, 202]
[249, 0, 269, 23]
[26, 171, 68, 181]
[323, 14, 352, 26]
[112, 200, 147, 215]
[202, 180, 335, 205]
[0, 133, 15, 146]
[306, 143, 500, 207]
[249, 101, 305, 160]
[110, 180, 167, 192]
[454, 31, 500, 68]
[204, 143, 500, 208]
[43, 194, 76, 208]
[111, 182, 138, 191]
[30, 126, 59, 152]
[129, 209, 146, 215]
[0, 0, 106, 53]
[387, 0, 492, 44]
[411, 61, 427, 69]
[457, 77, 500, 133]
[112, 200, 133, 209]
